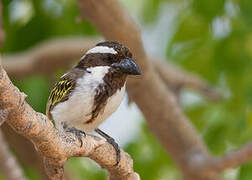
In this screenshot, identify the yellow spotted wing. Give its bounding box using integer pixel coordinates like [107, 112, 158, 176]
[46, 75, 75, 120]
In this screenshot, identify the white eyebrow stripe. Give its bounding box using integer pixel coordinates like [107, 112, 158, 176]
[85, 46, 117, 55]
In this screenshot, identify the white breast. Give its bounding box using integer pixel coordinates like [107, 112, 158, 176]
[51, 66, 109, 131]
[75, 84, 125, 131]
[50, 66, 126, 132]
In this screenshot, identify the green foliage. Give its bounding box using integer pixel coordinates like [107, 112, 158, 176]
[192, 0, 225, 22]
[238, 162, 252, 180]
[140, 0, 166, 23]
[14, 75, 49, 113]
[0, 173, 4, 180]
[240, 0, 252, 26]
[65, 158, 107, 180]
[1, 0, 97, 53]
[23, 167, 43, 180]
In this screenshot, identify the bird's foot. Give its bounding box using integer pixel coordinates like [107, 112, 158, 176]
[95, 128, 120, 166]
[107, 137, 120, 166]
[66, 127, 86, 147]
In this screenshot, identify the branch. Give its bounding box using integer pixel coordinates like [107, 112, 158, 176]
[2, 38, 220, 101]
[0, 109, 8, 126]
[183, 142, 252, 177]
[2, 37, 96, 78]
[153, 60, 222, 100]
[0, 130, 27, 180]
[213, 143, 252, 172]
[0, 59, 139, 180]
[1, 123, 48, 179]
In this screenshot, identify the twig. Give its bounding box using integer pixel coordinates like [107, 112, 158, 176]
[213, 143, 252, 172]
[153, 60, 222, 101]
[0, 130, 27, 180]
[0, 58, 139, 180]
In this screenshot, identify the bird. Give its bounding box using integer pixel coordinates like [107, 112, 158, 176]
[46, 41, 141, 165]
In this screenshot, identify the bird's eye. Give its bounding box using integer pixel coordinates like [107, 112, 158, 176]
[126, 51, 132, 58]
[106, 54, 117, 63]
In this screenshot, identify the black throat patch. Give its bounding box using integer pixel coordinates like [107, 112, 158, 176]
[85, 69, 126, 124]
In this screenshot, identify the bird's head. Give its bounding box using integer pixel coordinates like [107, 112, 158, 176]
[76, 41, 141, 75]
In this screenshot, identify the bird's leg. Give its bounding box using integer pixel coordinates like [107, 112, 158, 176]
[95, 128, 120, 166]
[65, 126, 86, 147]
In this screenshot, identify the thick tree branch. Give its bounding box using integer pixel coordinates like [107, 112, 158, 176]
[0, 130, 27, 180]
[0, 59, 139, 180]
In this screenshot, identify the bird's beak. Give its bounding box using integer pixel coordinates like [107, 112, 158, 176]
[111, 57, 141, 75]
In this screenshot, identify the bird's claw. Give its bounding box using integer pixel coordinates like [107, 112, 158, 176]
[66, 127, 86, 147]
[94, 128, 121, 166]
[107, 137, 121, 166]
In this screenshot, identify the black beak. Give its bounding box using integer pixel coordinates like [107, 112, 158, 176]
[111, 57, 141, 75]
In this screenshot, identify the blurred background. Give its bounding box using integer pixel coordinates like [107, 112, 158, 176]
[1, 0, 252, 179]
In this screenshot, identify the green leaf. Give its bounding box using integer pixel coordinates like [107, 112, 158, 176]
[238, 162, 252, 180]
[192, 0, 225, 22]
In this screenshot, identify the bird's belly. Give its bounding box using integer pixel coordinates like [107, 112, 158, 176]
[75, 84, 126, 132]
[51, 82, 126, 132]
